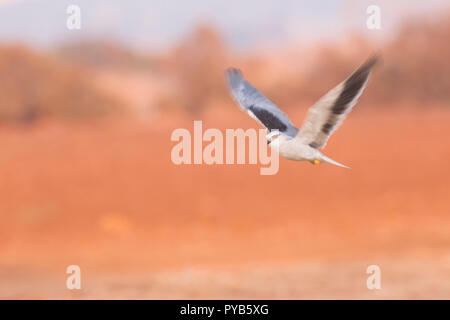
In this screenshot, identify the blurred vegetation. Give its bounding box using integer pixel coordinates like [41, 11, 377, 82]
[56, 40, 159, 71]
[0, 45, 122, 124]
[377, 15, 450, 103]
[267, 14, 450, 107]
[164, 24, 230, 114]
[153, 13, 450, 113]
[0, 13, 448, 125]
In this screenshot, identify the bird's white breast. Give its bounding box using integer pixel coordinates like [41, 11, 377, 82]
[269, 136, 317, 161]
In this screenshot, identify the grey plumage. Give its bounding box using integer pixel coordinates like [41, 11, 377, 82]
[226, 68, 299, 138]
[225, 55, 379, 168]
[298, 55, 379, 149]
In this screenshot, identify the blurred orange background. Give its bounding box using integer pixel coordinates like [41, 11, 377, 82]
[0, 0, 449, 299]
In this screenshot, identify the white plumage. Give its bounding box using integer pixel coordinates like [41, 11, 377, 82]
[226, 55, 379, 168]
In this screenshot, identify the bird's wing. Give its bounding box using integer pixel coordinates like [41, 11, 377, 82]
[297, 55, 379, 149]
[226, 68, 299, 138]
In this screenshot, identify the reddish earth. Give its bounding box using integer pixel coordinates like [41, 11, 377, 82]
[0, 105, 449, 299]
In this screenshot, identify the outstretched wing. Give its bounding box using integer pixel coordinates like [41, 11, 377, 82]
[226, 68, 299, 138]
[297, 55, 379, 149]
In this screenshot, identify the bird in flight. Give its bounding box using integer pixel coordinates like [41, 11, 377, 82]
[226, 55, 379, 169]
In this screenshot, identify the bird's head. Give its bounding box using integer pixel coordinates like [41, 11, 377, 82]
[266, 130, 281, 144]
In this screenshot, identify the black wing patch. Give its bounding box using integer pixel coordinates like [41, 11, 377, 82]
[318, 56, 378, 137]
[249, 105, 287, 132]
[332, 56, 377, 116]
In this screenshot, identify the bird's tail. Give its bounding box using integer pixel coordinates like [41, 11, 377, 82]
[320, 153, 351, 169]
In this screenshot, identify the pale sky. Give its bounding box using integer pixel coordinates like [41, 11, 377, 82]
[0, 0, 448, 51]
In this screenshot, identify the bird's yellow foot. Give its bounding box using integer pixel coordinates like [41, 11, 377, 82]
[312, 159, 321, 165]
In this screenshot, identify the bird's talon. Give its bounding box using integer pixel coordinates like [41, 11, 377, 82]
[313, 159, 321, 165]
